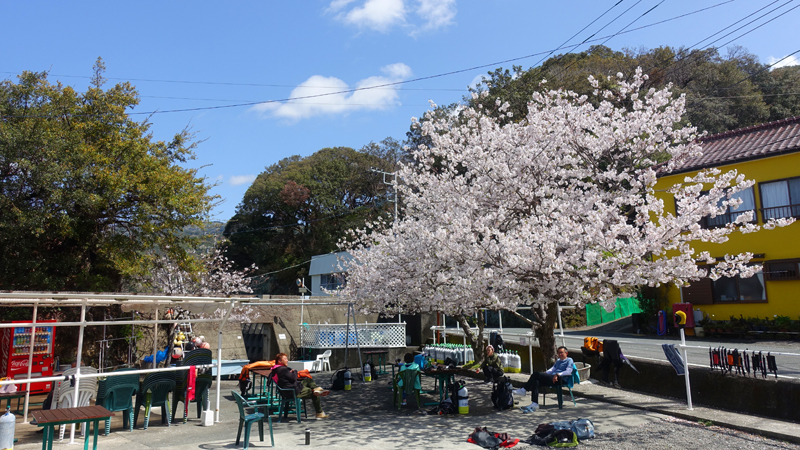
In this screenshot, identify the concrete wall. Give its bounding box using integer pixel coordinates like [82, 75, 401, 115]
[127, 298, 435, 366]
[580, 352, 800, 422]
[442, 333, 800, 421]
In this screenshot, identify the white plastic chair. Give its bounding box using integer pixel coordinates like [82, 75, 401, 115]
[53, 367, 98, 440]
[313, 350, 331, 372]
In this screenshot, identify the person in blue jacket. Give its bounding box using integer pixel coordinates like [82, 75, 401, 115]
[513, 346, 573, 409]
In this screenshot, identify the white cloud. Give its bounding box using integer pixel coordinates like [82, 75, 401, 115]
[329, 0, 455, 34]
[413, 0, 456, 34]
[381, 62, 413, 79]
[250, 63, 412, 121]
[229, 175, 257, 186]
[469, 73, 486, 90]
[768, 54, 800, 69]
[339, 0, 406, 32]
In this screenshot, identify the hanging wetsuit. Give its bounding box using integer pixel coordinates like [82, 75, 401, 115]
[767, 353, 778, 379]
[599, 340, 622, 384]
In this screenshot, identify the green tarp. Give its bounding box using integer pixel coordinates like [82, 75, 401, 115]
[585, 297, 643, 326]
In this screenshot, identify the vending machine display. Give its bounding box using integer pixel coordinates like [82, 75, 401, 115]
[0, 320, 57, 393]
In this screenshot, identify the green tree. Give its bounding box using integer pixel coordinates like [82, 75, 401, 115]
[0, 61, 214, 291]
[224, 143, 397, 294]
[452, 45, 800, 136]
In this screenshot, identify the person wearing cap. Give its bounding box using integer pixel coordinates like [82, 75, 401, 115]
[512, 346, 573, 410]
[481, 345, 504, 383]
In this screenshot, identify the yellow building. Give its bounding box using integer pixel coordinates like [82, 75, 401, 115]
[655, 117, 800, 321]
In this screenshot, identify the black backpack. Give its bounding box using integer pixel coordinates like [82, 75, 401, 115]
[331, 368, 347, 390]
[490, 331, 505, 352]
[491, 376, 514, 410]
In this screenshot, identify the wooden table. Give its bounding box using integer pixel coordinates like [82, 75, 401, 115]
[31, 405, 114, 450]
[363, 350, 390, 376]
[249, 368, 275, 403]
[422, 368, 461, 405]
[0, 390, 28, 415]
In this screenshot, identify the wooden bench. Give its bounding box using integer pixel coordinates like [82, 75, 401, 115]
[31, 405, 114, 450]
[0, 390, 28, 415]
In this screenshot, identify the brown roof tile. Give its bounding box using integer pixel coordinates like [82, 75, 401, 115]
[668, 116, 800, 174]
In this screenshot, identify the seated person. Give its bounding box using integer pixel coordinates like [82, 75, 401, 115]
[272, 353, 331, 419]
[396, 352, 421, 406]
[513, 346, 573, 409]
[481, 345, 504, 383]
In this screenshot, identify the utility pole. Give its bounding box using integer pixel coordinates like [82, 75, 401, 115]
[369, 168, 398, 226]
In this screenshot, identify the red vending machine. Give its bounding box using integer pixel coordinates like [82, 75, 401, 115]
[0, 320, 57, 393]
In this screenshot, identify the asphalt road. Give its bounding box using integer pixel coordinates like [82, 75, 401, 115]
[557, 329, 800, 379]
[442, 326, 800, 380]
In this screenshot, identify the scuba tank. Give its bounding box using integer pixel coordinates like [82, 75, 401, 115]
[509, 351, 522, 373]
[344, 368, 352, 391]
[0, 409, 15, 450]
[363, 363, 372, 382]
[457, 383, 469, 414]
[466, 346, 474, 364]
[499, 350, 509, 371]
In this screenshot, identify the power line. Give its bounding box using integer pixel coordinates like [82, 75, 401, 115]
[0, 3, 735, 120]
[666, 0, 799, 78]
[688, 48, 800, 105]
[529, 0, 626, 69]
[550, 0, 664, 80]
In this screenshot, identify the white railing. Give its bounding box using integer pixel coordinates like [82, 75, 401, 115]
[301, 323, 406, 348]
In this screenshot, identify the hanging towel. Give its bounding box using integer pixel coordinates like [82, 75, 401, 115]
[187, 365, 197, 402]
[662, 344, 685, 375]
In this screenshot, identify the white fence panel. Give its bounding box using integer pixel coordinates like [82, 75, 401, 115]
[301, 323, 406, 348]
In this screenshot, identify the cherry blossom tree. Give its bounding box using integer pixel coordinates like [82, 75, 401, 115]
[336, 69, 793, 363]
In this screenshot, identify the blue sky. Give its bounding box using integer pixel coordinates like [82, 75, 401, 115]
[4, 1, 799, 221]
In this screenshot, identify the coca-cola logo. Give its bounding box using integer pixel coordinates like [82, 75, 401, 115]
[11, 359, 29, 369]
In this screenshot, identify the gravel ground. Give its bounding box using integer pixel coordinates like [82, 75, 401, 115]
[516, 416, 800, 450]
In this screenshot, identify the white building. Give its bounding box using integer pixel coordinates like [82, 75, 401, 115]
[308, 251, 352, 296]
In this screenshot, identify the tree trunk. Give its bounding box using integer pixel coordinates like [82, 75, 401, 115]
[457, 312, 486, 364]
[534, 302, 559, 366]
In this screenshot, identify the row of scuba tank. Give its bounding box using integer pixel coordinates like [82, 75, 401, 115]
[422, 344, 522, 373]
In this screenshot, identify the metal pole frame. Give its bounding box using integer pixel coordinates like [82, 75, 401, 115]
[215, 301, 236, 422]
[21, 304, 37, 423]
[342, 303, 365, 383]
[69, 300, 87, 443]
[680, 328, 693, 410]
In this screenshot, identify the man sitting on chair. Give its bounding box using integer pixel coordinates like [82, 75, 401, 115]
[273, 353, 331, 419]
[481, 345, 504, 383]
[513, 346, 573, 409]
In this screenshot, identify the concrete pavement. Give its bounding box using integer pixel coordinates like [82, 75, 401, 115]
[8, 369, 800, 449]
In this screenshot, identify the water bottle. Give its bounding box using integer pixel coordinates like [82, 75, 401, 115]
[363, 363, 372, 382]
[344, 369, 352, 391]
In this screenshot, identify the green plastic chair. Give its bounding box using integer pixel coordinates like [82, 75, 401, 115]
[95, 368, 139, 435]
[392, 369, 422, 409]
[541, 363, 580, 409]
[134, 372, 176, 429]
[232, 391, 273, 449]
[172, 349, 213, 423]
[274, 384, 307, 423]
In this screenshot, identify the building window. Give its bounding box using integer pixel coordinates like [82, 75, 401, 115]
[760, 177, 800, 221]
[703, 187, 756, 228]
[681, 265, 766, 303]
[764, 260, 800, 281]
[320, 273, 346, 291]
[713, 265, 766, 302]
